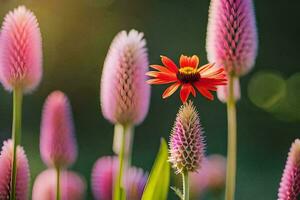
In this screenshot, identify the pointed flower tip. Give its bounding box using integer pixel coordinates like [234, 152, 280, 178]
[100, 29, 150, 126]
[32, 169, 86, 200]
[206, 0, 257, 76]
[0, 5, 42, 93]
[278, 139, 300, 200]
[0, 139, 30, 200]
[40, 91, 77, 168]
[91, 156, 148, 200]
[169, 101, 205, 173]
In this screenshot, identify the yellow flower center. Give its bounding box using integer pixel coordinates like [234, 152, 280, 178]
[177, 67, 201, 83]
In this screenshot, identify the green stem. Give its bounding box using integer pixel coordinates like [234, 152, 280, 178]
[225, 74, 237, 200]
[182, 170, 189, 200]
[10, 87, 23, 200]
[114, 124, 128, 200]
[56, 167, 61, 200]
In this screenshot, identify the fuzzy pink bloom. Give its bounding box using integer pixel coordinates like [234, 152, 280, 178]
[0, 6, 42, 93]
[169, 101, 205, 174]
[32, 169, 86, 200]
[0, 139, 30, 200]
[40, 91, 77, 168]
[100, 29, 150, 125]
[190, 154, 226, 198]
[91, 156, 147, 200]
[278, 139, 300, 200]
[217, 78, 241, 103]
[206, 0, 257, 76]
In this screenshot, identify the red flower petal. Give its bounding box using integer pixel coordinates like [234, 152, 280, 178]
[146, 71, 177, 82]
[150, 65, 173, 73]
[160, 56, 178, 73]
[180, 84, 193, 103]
[162, 82, 181, 99]
[179, 55, 199, 68]
[194, 82, 214, 100]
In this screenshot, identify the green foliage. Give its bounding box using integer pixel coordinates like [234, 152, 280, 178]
[141, 138, 170, 200]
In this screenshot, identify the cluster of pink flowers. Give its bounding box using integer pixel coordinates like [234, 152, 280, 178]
[0, 1, 297, 200]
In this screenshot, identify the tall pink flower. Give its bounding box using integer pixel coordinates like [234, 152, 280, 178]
[278, 139, 300, 200]
[206, 0, 257, 102]
[190, 154, 226, 197]
[206, 0, 257, 76]
[0, 139, 30, 200]
[91, 156, 148, 200]
[169, 101, 206, 174]
[0, 6, 42, 93]
[32, 169, 86, 200]
[40, 91, 77, 168]
[100, 29, 150, 125]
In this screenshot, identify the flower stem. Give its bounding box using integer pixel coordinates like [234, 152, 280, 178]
[10, 87, 23, 200]
[182, 170, 189, 200]
[114, 124, 129, 200]
[225, 74, 237, 200]
[56, 167, 61, 200]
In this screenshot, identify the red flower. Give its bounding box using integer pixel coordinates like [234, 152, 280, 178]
[146, 55, 227, 103]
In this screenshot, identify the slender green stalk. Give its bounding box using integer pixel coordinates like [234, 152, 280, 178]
[56, 167, 61, 200]
[182, 170, 189, 200]
[10, 87, 23, 200]
[225, 74, 237, 200]
[113, 124, 134, 166]
[114, 124, 129, 200]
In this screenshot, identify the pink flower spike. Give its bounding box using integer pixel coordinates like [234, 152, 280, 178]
[91, 156, 118, 200]
[190, 154, 226, 198]
[0, 6, 42, 93]
[32, 169, 86, 200]
[278, 139, 300, 200]
[100, 29, 150, 125]
[206, 0, 258, 76]
[217, 78, 241, 103]
[91, 156, 148, 200]
[40, 91, 77, 168]
[0, 139, 30, 200]
[169, 101, 206, 174]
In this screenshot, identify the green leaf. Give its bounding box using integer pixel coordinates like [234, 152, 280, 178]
[171, 186, 183, 200]
[142, 138, 170, 200]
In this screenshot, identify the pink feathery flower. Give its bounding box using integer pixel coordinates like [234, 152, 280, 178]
[206, 0, 258, 76]
[91, 156, 148, 200]
[169, 101, 205, 174]
[278, 139, 300, 200]
[0, 139, 30, 200]
[190, 154, 226, 198]
[0, 6, 42, 93]
[32, 169, 86, 200]
[91, 156, 118, 200]
[217, 79, 241, 103]
[100, 29, 150, 125]
[40, 91, 77, 168]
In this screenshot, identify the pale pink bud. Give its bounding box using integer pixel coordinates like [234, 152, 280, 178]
[206, 0, 258, 76]
[100, 29, 150, 125]
[169, 101, 206, 174]
[190, 154, 226, 197]
[217, 78, 241, 103]
[91, 156, 148, 200]
[32, 169, 86, 200]
[0, 139, 30, 200]
[278, 139, 300, 200]
[40, 91, 77, 168]
[0, 6, 42, 93]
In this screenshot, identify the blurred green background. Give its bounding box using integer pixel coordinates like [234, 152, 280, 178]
[0, 0, 300, 199]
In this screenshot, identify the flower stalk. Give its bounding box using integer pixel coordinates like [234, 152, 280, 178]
[182, 170, 189, 200]
[10, 87, 23, 200]
[225, 74, 237, 200]
[114, 124, 130, 200]
[56, 167, 61, 200]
